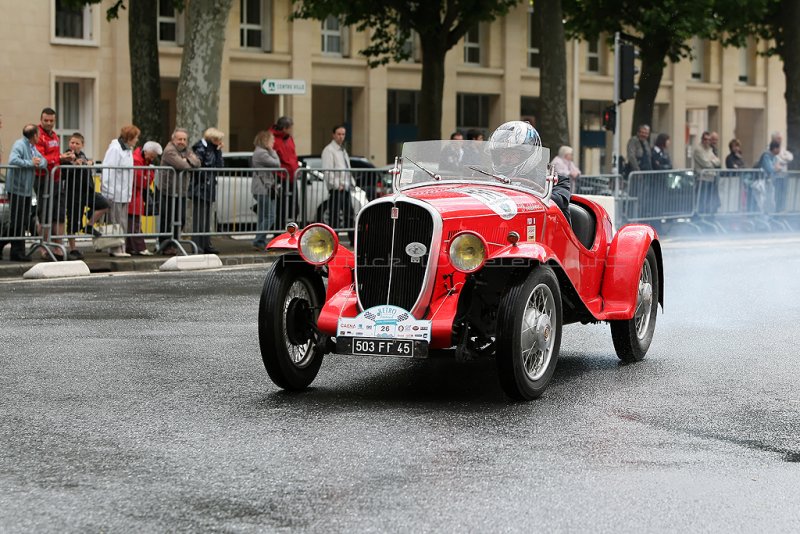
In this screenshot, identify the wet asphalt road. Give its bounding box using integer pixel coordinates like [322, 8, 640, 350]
[1, 237, 800, 532]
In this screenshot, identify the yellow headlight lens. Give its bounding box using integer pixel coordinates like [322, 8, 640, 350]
[449, 233, 486, 273]
[299, 225, 337, 264]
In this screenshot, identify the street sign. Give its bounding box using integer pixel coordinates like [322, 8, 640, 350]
[261, 79, 307, 95]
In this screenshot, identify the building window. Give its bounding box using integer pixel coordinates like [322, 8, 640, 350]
[586, 38, 601, 73]
[691, 37, 705, 81]
[55, 79, 94, 155]
[738, 38, 754, 84]
[527, 8, 540, 69]
[457, 93, 490, 131]
[401, 31, 421, 63]
[388, 90, 418, 125]
[54, 0, 93, 41]
[321, 15, 348, 56]
[240, 0, 271, 51]
[464, 24, 481, 65]
[158, 0, 187, 45]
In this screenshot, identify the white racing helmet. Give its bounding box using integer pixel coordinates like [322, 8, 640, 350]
[487, 120, 543, 179]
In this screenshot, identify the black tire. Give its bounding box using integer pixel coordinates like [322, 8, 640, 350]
[610, 247, 659, 363]
[496, 266, 563, 401]
[258, 253, 327, 390]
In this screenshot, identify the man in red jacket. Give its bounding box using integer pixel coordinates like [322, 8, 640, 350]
[269, 116, 299, 227]
[36, 107, 76, 258]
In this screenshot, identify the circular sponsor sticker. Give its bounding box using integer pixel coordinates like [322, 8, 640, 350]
[405, 242, 427, 258]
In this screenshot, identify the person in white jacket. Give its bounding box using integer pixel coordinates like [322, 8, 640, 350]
[321, 124, 353, 243]
[100, 124, 140, 257]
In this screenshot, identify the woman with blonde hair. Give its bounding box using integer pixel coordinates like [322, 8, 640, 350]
[251, 130, 281, 250]
[189, 127, 224, 254]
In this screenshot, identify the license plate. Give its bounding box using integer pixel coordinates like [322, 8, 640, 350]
[336, 337, 428, 358]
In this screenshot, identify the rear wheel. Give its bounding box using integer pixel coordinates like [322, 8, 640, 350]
[610, 247, 659, 363]
[496, 266, 563, 400]
[258, 254, 326, 390]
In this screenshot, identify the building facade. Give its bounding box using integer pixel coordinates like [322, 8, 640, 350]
[0, 0, 787, 172]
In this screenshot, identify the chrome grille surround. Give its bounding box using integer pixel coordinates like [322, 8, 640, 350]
[354, 195, 443, 318]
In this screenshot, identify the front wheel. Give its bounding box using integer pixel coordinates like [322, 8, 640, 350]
[610, 247, 659, 363]
[258, 254, 326, 390]
[496, 266, 563, 401]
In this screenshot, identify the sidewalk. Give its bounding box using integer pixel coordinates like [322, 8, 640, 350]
[0, 236, 280, 278]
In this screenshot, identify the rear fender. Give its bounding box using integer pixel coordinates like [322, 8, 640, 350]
[601, 224, 663, 318]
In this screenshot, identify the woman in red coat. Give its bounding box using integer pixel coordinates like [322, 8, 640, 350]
[127, 141, 162, 255]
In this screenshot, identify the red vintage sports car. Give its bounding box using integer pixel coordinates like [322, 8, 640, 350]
[258, 121, 663, 400]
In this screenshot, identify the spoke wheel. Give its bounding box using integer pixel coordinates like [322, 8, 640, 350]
[610, 247, 660, 363]
[496, 266, 563, 401]
[258, 253, 326, 390]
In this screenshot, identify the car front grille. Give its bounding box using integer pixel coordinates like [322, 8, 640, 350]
[355, 200, 435, 313]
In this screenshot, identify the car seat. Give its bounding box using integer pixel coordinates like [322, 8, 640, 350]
[568, 203, 596, 249]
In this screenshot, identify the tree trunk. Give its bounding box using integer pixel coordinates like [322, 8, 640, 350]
[176, 0, 234, 142]
[535, 0, 570, 151]
[418, 37, 447, 141]
[128, 0, 162, 145]
[780, 0, 800, 169]
[631, 37, 670, 137]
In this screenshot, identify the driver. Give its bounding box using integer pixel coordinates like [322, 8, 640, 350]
[488, 121, 571, 223]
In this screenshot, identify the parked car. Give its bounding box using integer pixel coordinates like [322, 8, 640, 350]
[298, 154, 393, 199]
[257, 130, 664, 401]
[216, 152, 370, 230]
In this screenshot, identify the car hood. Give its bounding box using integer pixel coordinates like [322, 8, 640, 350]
[398, 183, 545, 221]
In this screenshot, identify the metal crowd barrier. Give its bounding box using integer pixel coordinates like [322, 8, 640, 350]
[620, 168, 800, 232]
[293, 167, 394, 231]
[1, 164, 44, 260]
[41, 165, 186, 258]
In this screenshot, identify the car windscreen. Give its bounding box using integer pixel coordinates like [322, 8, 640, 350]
[397, 140, 550, 196]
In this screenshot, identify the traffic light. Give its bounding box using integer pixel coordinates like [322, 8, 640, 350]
[602, 105, 616, 132]
[618, 42, 638, 102]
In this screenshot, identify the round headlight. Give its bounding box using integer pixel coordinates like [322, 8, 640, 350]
[449, 232, 487, 273]
[298, 224, 338, 265]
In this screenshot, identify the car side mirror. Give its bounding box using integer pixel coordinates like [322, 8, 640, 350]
[544, 164, 557, 201]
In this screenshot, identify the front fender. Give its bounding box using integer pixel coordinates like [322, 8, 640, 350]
[601, 224, 663, 319]
[267, 232, 354, 300]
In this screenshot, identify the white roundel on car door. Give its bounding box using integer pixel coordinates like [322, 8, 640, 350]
[459, 188, 518, 220]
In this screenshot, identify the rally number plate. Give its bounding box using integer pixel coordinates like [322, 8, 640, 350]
[336, 337, 429, 358]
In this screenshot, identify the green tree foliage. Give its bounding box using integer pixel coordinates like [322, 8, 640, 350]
[563, 0, 728, 137]
[292, 0, 521, 140]
[717, 0, 800, 167]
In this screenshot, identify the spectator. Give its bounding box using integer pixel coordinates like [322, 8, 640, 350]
[322, 124, 354, 244]
[550, 145, 581, 191]
[127, 141, 162, 255]
[725, 139, 745, 169]
[101, 124, 141, 257]
[466, 129, 485, 141]
[3, 124, 47, 262]
[769, 131, 792, 212]
[709, 131, 720, 157]
[36, 107, 76, 259]
[693, 131, 721, 215]
[442, 132, 465, 172]
[652, 134, 672, 170]
[626, 124, 653, 174]
[61, 132, 109, 260]
[270, 116, 298, 227]
[251, 130, 281, 250]
[754, 140, 782, 214]
[190, 127, 225, 255]
[159, 128, 201, 255]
